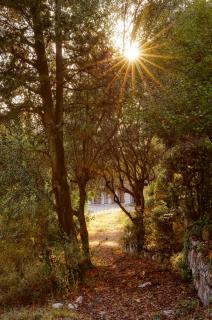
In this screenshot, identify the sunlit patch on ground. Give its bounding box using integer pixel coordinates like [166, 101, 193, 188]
[87, 209, 128, 266]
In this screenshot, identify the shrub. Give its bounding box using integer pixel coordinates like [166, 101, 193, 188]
[122, 221, 139, 253]
[0, 206, 81, 306]
[170, 252, 192, 281]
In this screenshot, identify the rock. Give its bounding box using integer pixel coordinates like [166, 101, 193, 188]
[68, 303, 78, 310]
[75, 295, 83, 304]
[161, 309, 175, 317]
[99, 311, 107, 319]
[52, 302, 63, 309]
[138, 281, 152, 288]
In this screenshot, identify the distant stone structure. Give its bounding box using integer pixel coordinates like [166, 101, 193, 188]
[90, 190, 134, 206]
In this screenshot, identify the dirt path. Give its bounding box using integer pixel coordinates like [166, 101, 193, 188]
[71, 211, 208, 320]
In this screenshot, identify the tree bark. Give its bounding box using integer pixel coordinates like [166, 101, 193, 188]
[78, 182, 93, 269]
[132, 215, 145, 252]
[31, 3, 77, 242]
[132, 186, 145, 252]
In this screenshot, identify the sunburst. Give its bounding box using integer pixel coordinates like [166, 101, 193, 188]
[71, 27, 171, 105]
[123, 41, 140, 62]
[107, 36, 171, 102]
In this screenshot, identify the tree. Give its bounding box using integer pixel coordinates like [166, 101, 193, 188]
[103, 103, 161, 251]
[140, 0, 212, 224]
[0, 0, 80, 273]
[63, 0, 118, 267]
[0, 0, 118, 271]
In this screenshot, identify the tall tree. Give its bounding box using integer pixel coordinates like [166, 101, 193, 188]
[0, 0, 80, 272]
[64, 0, 118, 267]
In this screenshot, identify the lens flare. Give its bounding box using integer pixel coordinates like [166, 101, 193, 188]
[124, 42, 140, 62]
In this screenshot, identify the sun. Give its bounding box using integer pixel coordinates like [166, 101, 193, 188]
[124, 42, 140, 62]
[106, 19, 169, 97]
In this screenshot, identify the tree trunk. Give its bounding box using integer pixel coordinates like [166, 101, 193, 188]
[31, 3, 78, 246]
[132, 187, 145, 252]
[78, 183, 93, 270]
[132, 215, 145, 252]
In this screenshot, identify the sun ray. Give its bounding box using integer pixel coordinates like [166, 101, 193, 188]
[103, 57, 126, 76]
[141, 24, 172, 49]
[140, 56, 167, 71]
[135, 60, 144, 81]
[78, 56, 119, 72]
[107, 61, 128, 90]
[138, 59, 162, 87]
[122, 63, 131, 88]
[131, 62, 136, 94]
[135, 61, 154, 97]
[119, 63, 131, 101]
[142, 53, 173, 59]
[108, 20, 173, 98]
[139, 44, 162, 52]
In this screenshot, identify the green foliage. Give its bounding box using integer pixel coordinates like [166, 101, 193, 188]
[164, 138, 212, 221]
[170, 252, 192, 281]
[0, 211, 81, 306]
[0, 123, 81, 305]
[122, 220, 139, 252]
[141, 0, 212, 229]
[145, 167, 179, 253]
[189, 218, 212, 239]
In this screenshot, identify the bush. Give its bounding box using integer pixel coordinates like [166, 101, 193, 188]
[170, 252, 192, 281]
[0, 205, 80, 306]
[147, 202, 175, 252]
[122, 221, 139, 253]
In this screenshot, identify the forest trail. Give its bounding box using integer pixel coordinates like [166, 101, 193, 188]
[69, 211, 208, 320]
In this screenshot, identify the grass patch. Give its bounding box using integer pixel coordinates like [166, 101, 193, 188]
[0, 306, 90, 320]
[87, 209, 128, 234]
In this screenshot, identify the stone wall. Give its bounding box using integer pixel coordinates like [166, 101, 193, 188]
[188, 239, 212, 306]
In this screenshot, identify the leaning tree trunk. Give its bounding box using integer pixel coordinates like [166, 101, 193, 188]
[78, 182, 93, 270]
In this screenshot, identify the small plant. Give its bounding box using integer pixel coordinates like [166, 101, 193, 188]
[152, 314, 161, 320]
[176, 298, 199, 316]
